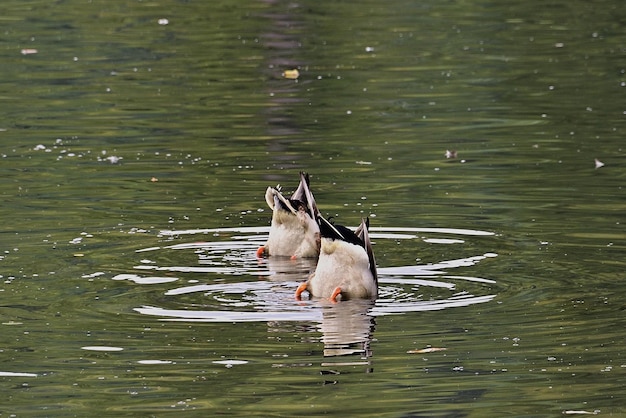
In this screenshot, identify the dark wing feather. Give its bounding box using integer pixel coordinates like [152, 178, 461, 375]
[319, 216, 364, 247]
[356, 218, 378, 284]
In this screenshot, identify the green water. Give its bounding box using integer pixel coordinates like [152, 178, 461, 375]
[1, 0, 624, 416]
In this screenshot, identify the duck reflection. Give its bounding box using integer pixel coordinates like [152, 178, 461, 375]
[262, 256, 376, 373]
[263, 255, 316, 282]
[317, 299, 376, 374]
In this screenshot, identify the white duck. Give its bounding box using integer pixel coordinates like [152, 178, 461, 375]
[296, 217, 377, 302]
[256, 172, 320, 259]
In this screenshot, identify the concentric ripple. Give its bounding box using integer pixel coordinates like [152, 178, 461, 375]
[116, 226, 499, 323]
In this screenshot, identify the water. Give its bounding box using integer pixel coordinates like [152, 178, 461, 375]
[1, 0, 625, 416]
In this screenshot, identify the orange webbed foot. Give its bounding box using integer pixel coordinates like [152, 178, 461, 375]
[256, 246, 266, 258]
[295, 282, 308, 300]
[330, 287, 342, 303]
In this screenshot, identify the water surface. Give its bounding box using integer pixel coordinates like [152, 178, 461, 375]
[0, 0, 624, 416]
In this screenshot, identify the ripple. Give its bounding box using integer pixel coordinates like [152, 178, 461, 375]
[81, 346, 124, 352]
[137, 360, 173, 365]
[0, 371, 38, 377]
[124, 226, 499, 323]
[157, 226, 495, 237]
[112, 274, 178, 285]
[212, 360, 249, 367]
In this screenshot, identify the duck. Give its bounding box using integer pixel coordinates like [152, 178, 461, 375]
[296, 217, 377, 302]
[256, 172, 321, 259]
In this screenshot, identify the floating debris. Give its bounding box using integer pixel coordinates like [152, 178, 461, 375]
[594, 158, 604, 169]
[20, 48, 38, 55]
[157, 18, 169, 25]
[282, 69, 299, 80]
[105, 155, 121, 164]
[445, 150, 457, 159]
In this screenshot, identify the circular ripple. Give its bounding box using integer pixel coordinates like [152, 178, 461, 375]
[121, 226, 500, 323]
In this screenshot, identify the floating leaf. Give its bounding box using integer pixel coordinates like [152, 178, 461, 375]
[282, 69, 299, 80]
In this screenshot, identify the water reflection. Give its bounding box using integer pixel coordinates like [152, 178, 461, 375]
[264, 255, 317, 281]
[258, 0, 310, 169]
[317, 299, 376, 374]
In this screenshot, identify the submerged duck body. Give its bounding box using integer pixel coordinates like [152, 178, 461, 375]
[296, 217, 378, 302]
[257, 172, 320, 259]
